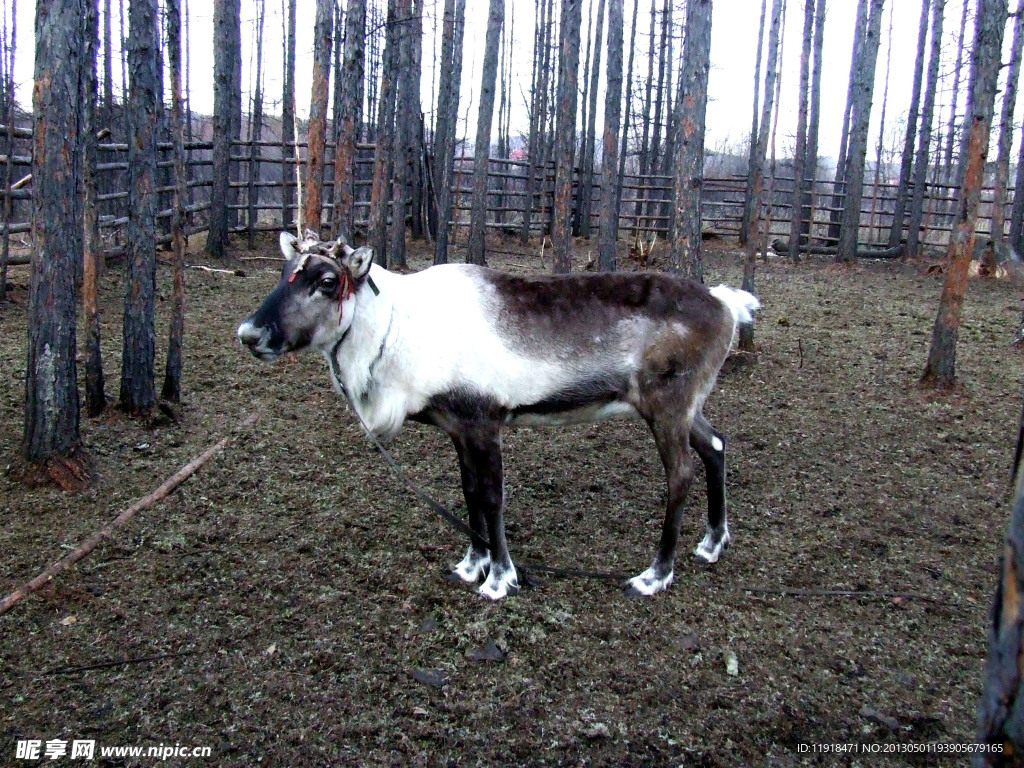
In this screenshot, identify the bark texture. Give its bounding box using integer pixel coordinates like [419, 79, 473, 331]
[923, 0, 1007, 389]
[597, 0, 623, 272]
[668, 0, 712, 281]
[303, 0, 334, 234]
[24, 0, 87, 462]
[332, 0, 366, 244]
[467, 0, 504, 266]
[550, 0, 583, 273]
[119, 0, 160, 416]
[207, 0, 241, 255]
[888, 0, 929, 248]
[906, 0, 945, 258]
[836, 0, 885, 264]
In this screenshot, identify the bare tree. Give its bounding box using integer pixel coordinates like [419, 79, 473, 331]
[303, 0, 334, 234]
[332, 0, 366, 244]
[668, 0, 712, 281]
[0, 0, 17, 303]
[888, 0, 930, 248]
[578, 0, 605, 239]
[788, 0, 815, 262]
[989, 0, 1024, 256]
[368, 0, 400, 262]
[906, 0, 945, 259]
[432, 0, 465, 263]
[922, 0, 1007, 389]
[739, 0, 784, 352]
[246, 0, 266, 251]
[467, 0, 505, 265]
[798, 0, 825, 248]
[161, 0, 188, 403]
[389, 0, 415, 269]
[827, 0, 868, 245]
[551, 0, 583, 273]
[521, 0, 554, 243]
[740, 0, 768, 246]
[23, 0, 89, 465]
[836, 0, 885, 264]
[281, 0, 297, 230]
[82, 0, 105, 417]
[598, 0, 623, 272]
[207, 0, 241, 256]
[119, 0, 160, 416]
[943, 0, 970, 177]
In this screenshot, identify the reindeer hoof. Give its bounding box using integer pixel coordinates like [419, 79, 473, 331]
[478, 565, 519, 600]
[694, 526, 731, 564]
[625, 566, 673, 596]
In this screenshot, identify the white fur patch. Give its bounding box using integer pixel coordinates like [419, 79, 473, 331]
[627, 566, 674, 596]
[711, 436, 724, 452]
[694, 524, 731, 563]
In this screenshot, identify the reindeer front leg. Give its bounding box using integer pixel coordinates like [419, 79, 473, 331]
[449, 424, 518, 599]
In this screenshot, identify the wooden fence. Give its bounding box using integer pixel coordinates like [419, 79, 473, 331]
[0, 123, 1008, 258]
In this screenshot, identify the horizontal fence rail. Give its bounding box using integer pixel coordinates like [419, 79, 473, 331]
[0, 123, 1005, 261]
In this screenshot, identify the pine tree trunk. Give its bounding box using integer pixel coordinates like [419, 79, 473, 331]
[799, 0, 825, 247]
[868, 3, 893, 243]
[836, 0, 885, 264]
[578, 0, 605, 239]
[740, 0, 768, 246]
[989, 0, 1024, 251]
[521, 0, 553, 244]
[207, 0, 240, 256]
[888, 0, 930, 248]
[24, 0, 88, 463]
[551, 0, 583, 273]
[432, 0, 465, 264]
[280, 0, 297, 231]
[0, 0, 17, 303]
[788, 0, 814, 263]
[82, 0, 105, 418]
[977, 400, 1024, 758]
[333, 0, 366, 244]
[943, 0, 969, 177]
[738, 0, 784, 352]
[615, 0, 639, 219]
[634, 0, 658, 235]
[598, 0, 623, 272]
[368, 0, 400, 263]
[408, 0, 424, 241]
[389, 0, 415, 269]
[923, 0, 1007, 389]
[304, 0, 334, 234]
[161, 0, 188, 403]
[119, 0, 160, 416]
[467, 0, 504, 265]
[668, 0, 711, 281]
[827, 0, 867, 246]
[906, 0, 945, 258]
[246, 0, 265, 251]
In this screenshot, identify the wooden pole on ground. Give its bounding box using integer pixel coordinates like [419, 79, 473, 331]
[0, 414, 257, 616]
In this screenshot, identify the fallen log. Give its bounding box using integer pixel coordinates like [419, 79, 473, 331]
[0, 414, 258, 617]
[770, 238, 904, 259]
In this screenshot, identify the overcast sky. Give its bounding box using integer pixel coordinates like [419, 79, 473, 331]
[10, 0, 995, 170]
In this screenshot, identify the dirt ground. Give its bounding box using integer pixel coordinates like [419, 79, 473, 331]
[0, 233, 1021, 767]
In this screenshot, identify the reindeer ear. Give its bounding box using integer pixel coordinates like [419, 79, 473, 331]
[279, 231, 300, 259]
[342, 246, 374, 280]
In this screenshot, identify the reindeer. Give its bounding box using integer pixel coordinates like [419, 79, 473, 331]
[237, 232, 759, 600]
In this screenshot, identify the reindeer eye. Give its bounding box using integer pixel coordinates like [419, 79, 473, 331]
[319, 276, 338, 293]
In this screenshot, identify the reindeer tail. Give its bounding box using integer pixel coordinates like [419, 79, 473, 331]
[710, 284, 761, 327]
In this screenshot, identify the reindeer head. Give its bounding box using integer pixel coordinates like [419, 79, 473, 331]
[237, 231, 374, 361]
